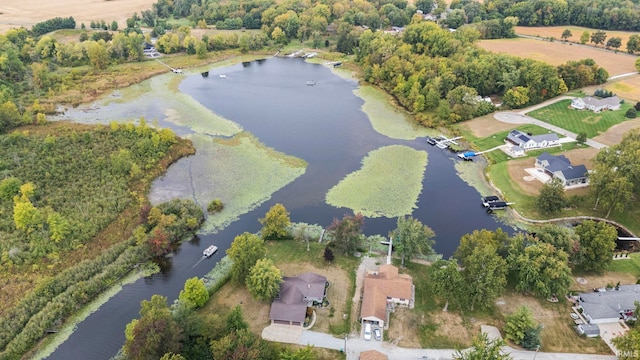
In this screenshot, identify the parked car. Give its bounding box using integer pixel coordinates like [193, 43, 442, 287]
[374, 327, 381, 341]
[364, 323, 372, 341]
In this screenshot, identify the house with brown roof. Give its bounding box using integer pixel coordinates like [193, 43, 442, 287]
[359, 349, 388, 360]
[269, 272, 328, 326]
[360, 264, 414, 329]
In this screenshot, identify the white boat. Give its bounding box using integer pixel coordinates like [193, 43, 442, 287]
[203, 245, 218, 257]
[219, 74, 226, 78]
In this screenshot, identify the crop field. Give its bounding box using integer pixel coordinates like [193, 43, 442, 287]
[477, 38, 638, 76]
[515, 25, 640, 50]
[527, 99, 632, 137]
[0, 0, 156, 33]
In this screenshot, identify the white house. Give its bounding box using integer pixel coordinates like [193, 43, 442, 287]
[535, 152, 589, 187]
[571, 96, 621, 112]
[506, 130, 560, 150]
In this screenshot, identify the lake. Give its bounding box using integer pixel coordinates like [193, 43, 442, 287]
[45, 57, 509, 360]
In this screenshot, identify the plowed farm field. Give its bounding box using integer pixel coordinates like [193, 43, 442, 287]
[0, 0, 156, 33]
[478, 37, 638, 76]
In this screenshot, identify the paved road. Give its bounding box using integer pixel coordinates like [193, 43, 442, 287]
[294, 326, 618, 360]
[493, 96, 608, 149]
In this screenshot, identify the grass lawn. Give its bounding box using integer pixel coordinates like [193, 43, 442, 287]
[527, 99, 633, 138]
[608, 253, 640, 278]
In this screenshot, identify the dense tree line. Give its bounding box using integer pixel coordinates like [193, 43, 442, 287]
[356, 21, 570, 124]
[31, 17, 76, 37]
[449, 0, 640, 31]
[430, 223, 617, 312]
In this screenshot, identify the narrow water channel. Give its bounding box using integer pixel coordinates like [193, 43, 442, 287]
[46, 57, 509, 360]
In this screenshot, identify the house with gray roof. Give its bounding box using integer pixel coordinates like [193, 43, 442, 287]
[571, 96, 621, 112]
[506, 130, 560, 151]
[535, 152, 589, 187]
[269, 272, 327, 326]
[577, 284, 640, 325]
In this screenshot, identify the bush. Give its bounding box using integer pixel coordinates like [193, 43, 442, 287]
[207, 199, 224, 214]
[626, 108, 637, 118]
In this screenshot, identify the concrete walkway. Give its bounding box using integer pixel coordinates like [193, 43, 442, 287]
[493, 96, 608, 149]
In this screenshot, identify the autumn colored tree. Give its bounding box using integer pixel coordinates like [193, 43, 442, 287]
[259, 203, 291, 240]
[179, 277, 209, 309]
[226, 232, 266, 283]
[246, 258, 283, 301]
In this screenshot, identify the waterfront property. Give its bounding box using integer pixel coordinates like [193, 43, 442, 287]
[360, 264, 414, 330]
[506, 129, 560, 151]
[269, 272, 328, 326]
[571, 96, 621, 112]
[535, 152, 589, 187]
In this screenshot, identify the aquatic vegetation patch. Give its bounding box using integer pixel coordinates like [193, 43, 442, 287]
[149, 132, 307, 233]
[355, 86, 433, 140]
[325, 145, 427, 218]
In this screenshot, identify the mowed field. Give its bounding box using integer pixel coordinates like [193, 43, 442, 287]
[0, 0, 157, 33]
[478, 37, 638, 76]
[516, 25, 640, 50]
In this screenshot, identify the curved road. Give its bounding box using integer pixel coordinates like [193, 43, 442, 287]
[493, 96, 608, 149]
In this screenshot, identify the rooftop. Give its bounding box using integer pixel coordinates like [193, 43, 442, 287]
[579, 284, 640, 320]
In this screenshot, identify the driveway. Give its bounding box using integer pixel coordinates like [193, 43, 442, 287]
[493, 96, 608, 150]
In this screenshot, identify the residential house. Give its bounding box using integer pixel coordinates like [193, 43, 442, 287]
[506, 130, 560, 151]
[571, 96, 621, 112]
[360, 350, 388, 360]
[535, 152, 589, 187]
[269, 272, 327, 326]
[576, 284, 640, 325]
[360, 264, 414, 329]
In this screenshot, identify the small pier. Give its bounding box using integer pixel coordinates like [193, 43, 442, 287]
[434, 135, 462, 149]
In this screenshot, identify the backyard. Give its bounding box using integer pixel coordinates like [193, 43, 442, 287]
[527, 99, 633, 138]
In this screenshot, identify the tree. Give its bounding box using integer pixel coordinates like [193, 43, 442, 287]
[226, 232, 266, 283]
[226, 305, 248, 333]
[210, 328, 275, 360]
[455, 228, 509, 262]
[123, 295, 183, 360]
[580, 31, 589, 44]
[504, 306, 541, 350]
[590, 30, 607, 47]
[575, 220, 617, 273]
[536, 177, 566, 215]
[246, 258, 283, 301]
[606, 37, 622, 50]
[393, 216, 435, 267]
[453, 333, 512, 360]
[576, 132, 587, 144]
[111, 21, 119, 31]
[86, 40, 109, 69]
[430, 259, 464, 311]
[626, 108, 637, 119]
[534, 224, 580, 264]
[160, 354, 186, 360]
[612, 327, 640, 360]
[508, 240, 573, 297]
[279, 345, 315, 360]
[415, 0, 434, 13]
[207, 198, 224, 213]
[327, 213, 364, 255]
[259, 203, 291, 240]
[627, 34, 640, 54]
[503, 86, 530, 108]
[561, 29, 572, 41]
[461, 243, 507, 310]
[323, 247, 334, 262]
[179, 277, 209, 309]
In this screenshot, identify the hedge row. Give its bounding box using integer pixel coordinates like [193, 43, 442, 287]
[0, 239, 146, 359]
